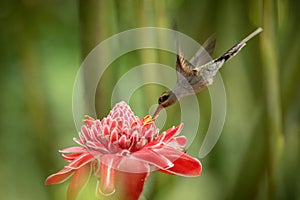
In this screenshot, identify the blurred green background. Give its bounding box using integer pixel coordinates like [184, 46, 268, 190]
[0, 0, 299, 199]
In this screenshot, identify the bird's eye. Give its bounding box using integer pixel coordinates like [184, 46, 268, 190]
[158, 93, 169, 104]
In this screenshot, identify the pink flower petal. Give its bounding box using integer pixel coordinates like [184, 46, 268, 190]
[72, 137, 84, 146]
[80, 125, 92, 141]
[109, 101, 137, 123]
[46, 101, 203, 199]
[86, 141, 109, 154]
[59, 146, 86, 153]
[67, 163, 92, 200]
[83, 115, 96, 127]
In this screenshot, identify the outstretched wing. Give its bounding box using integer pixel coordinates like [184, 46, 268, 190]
[176, 46, 196, 76]
[175, 36, 217, 91]
[190, 36, 216, 67]
[176, 36, 217, 77]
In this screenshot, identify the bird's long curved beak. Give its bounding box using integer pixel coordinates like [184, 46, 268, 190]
[152, 105, 164, 120]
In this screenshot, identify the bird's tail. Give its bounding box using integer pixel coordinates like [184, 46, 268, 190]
[214, 27, 263, 63]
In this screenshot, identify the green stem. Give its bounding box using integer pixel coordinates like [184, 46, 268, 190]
[260, 0, 284, 198]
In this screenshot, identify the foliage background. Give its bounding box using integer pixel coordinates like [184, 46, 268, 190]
[0, 0, 299, 199]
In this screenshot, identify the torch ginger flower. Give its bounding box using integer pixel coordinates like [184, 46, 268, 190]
[45, 101, 202, 200]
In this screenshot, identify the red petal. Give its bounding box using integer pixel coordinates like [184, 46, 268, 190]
[97, 155, 149, 200]
[66, 153, 95, 170]
[62, 152, 83, 161]
[131, 148, 173, 169]
[162, 124, 183, 143]
[97, 154, 121, 196]
[174, 136, 187, 146]
[117, 157, 149, 199]
[165, 135, 187, 149]
[45, 153, 94, 185]
[157, 147, 202, 177]
[67, 163, 92, 200]
[119, 135, 129, 149]
[110, 128, 119, 143]
[45, 168, 74, 185]
[153, 124, 183, 147]
[118, 155, 150, 173]
[113, 169, 148, 200]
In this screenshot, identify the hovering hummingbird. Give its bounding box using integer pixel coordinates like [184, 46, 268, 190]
[152, 27, 263, 119]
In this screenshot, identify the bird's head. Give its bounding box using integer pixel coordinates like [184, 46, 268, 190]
[152, 91, 178, 119]
[158, 91, 178, 108]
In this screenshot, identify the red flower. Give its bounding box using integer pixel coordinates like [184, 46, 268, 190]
[45, 101, 201, 200]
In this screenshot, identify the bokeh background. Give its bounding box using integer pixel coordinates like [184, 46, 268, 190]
[0, 0, 299, 199]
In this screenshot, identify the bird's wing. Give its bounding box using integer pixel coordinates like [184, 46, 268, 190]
[193, 27, 263, 72]
[190, 36, 216, 67]
[176, 44, 197, 76]
[175, 37, 217, 87]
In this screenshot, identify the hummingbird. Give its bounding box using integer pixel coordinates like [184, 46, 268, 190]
[152, 27, 263, 119]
